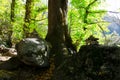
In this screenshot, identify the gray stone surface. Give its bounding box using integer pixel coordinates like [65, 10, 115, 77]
[15, 38, 51, 67]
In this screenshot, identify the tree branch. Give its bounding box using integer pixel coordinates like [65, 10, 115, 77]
[31, 18, 47, 22]
[84, 0, 98, 23]
[88, 10, 106, 13]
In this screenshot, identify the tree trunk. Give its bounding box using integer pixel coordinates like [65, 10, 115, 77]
[45, 0, 76, 67]
[23, 0, 33, 38]
[10, 0, 15, 22]
[8, 0, 16, 47]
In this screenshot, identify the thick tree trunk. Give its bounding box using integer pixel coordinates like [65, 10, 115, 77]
[45, 0, 76, 67]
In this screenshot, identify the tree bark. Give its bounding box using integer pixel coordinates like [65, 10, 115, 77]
[23, 0, 33, 38]
[8, 0, 16, 47]
[45, 0, 76, 67]
[10, 0, 15, 22]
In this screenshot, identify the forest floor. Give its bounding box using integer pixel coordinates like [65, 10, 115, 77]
[0, 45, 120, 80]
[0, 48, 55, 80]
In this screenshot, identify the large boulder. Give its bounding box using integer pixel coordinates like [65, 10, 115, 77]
[15, 38, 51, 67]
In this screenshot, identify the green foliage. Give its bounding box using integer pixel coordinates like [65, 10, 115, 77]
[31, 0, 48, 38]
[0, 0, 11, 43]
[68, 0, 108, 49]
[15, 1, 47, 40]
[0, 0, 48, 44]
[0, 0, 109, 49]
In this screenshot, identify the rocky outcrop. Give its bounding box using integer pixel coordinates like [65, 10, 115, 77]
[78, 45, 120, 80]
[52, 45, 120, 80]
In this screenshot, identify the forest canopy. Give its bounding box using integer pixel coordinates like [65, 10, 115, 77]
[0, 0, 115, 49]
